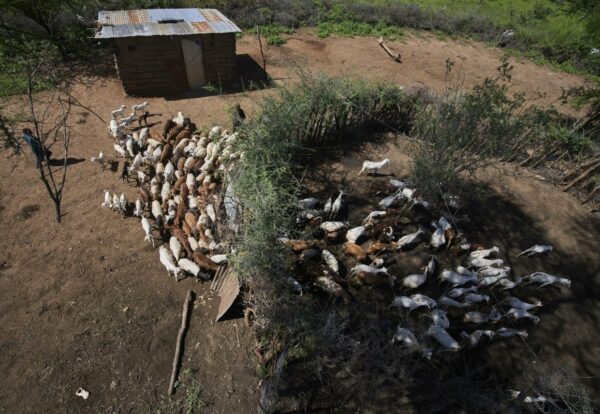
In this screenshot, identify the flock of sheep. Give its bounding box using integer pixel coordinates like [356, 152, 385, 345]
[97, 103, 241, 281]
[283, 159, 571, 356]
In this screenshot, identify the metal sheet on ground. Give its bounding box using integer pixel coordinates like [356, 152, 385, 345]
[210, 266, 240, 322]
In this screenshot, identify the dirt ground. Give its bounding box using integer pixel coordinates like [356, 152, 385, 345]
[257, 29, 584, 113]
[0, 30, 595, 413]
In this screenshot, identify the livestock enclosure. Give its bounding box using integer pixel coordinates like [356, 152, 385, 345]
[1, 17, 599, 413]
[95, 9, 239, 96]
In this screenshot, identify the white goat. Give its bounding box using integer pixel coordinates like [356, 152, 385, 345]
[132, 101, 149, 113]
[118, 193, 128, 216]
[91, 151, 105, 169]
[159, 245, 182, 280]
[359, 158, 390, 175]
[125, 136, 136, 157]
[108, 120, 122, 139]
[151, 200, 164, 227]
[111, 104, 126, 119]
[120, 112, 137, 126]
[141, 217, 154, 248]
[137, 171, 147, 185]
[169, 236, 182, 260]
[178, 258, 201, 277]
[101, 190, 112, 208]
[133, 198, 143, 217]
[130, 153, 143, 172]
[113, 143, 127, 158]
[173, 111, 185, 126]
[111, 194, 120, 211]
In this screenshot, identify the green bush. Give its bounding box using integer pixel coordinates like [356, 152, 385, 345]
[232, 72, 417, 339]
[409, 58, 530, 198]
[316, 3, 404, 39]
[259, 24, 294, 45]
[0, 39, 59, 96]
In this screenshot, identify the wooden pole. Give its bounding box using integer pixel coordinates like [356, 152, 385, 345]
[256, 25, 267, 76]
[378, 37, 401, 63]
[168, 289, 194, 396]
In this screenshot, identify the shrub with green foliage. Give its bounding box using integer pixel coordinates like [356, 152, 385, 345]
[315, 3, 404, 39]
[231, 73, 417, 337]
[408, 57, 597, 199]
[409, 59, 528, 197]
[0, 39, 59, 96]
[257, 24, 294, 45]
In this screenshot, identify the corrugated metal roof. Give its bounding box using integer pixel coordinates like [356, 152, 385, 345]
[95, 8, 240, 39]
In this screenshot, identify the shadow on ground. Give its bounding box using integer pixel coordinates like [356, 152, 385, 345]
[48, 157, 85, 166]
[163, 54, 272, 101]
[282, 153, 600, 413]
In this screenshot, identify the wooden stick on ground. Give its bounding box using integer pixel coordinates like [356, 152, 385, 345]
[168, 289, 194, 396]
[563, 161, 600, 191]
[378, 37, 401, 63]
[582, 185, 600, 205]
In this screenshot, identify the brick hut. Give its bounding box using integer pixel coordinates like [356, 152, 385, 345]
[95, 8, 240, 95]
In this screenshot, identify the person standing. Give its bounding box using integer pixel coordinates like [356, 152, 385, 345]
[231, 103, 246, 130]
[21, 128, 51, 168]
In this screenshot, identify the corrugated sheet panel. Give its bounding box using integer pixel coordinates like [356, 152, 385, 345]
[147, 8, 206, 23]
[95, 8, 240, 39]
[209, 21, 240, 33]
[127, 9, 149, 24]
[98, 10, 129, 26]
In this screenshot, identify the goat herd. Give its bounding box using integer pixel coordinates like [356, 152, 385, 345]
[97, 102, 571, 361]
[280, 159, 571, 358]
[98, 103, 240, 282]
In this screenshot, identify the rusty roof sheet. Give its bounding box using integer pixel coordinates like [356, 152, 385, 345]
[95, 8, 240, 39]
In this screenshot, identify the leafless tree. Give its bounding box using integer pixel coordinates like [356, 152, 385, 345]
[24, 69, 72, 222]
[21, 51, 92, 223]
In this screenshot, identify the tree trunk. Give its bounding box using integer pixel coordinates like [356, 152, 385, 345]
[54, 201, 61, 223]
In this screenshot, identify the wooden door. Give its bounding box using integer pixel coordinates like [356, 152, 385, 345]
[181, 39, 206, 90]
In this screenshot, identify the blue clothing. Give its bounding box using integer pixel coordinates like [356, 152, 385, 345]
[21, 132, 43, 165]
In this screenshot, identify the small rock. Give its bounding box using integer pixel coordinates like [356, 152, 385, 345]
[75, 388, 89, 400]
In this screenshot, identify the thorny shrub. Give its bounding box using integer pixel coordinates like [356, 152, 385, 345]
[409, 57, 596, 200]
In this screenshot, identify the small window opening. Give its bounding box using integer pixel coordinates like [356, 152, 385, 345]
[158, 19, 184, 24]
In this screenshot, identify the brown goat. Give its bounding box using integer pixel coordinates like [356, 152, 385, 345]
[367, 242, 395, 254]
[342, 242, 367, 261]
[173, 175, 185, 192]
[184, 212, 198, 236]
[192, 250, 219, 273]
[170, 227, 193, 256]
[162, 119, 176, 138]
[284, 239, 316, 253]
[174, 128, 191, 147]
[174, 200, 186, 227]
[159, 144, 172, 165]
[167, 125, 184, 142]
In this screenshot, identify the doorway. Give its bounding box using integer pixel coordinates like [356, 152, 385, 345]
[181, 39, 206, 90]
